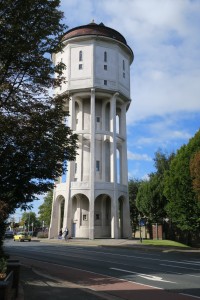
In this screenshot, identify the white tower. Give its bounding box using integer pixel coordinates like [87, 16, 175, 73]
[49, 22, 134, 239]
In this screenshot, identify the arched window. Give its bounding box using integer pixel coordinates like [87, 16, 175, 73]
[79, 50, 83, 61]
[104, 51, 107, 62]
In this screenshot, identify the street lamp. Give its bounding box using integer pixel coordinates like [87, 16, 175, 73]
[42, 220, 45, 238]
[138, 214, 142, 243]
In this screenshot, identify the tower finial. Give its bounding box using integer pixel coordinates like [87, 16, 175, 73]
[91, 19, 95, 23]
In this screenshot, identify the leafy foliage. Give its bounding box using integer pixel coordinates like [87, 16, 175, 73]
[0, 0, 77, 212]
[21, 211, 40, 228]
[190, 150, 200, 201]
[128, 178, 143, 233]
[0, 0, 78, 251]
[164, 130, 200, 238]
[38, 190, 53, 226]
[136, 150, 174, 223]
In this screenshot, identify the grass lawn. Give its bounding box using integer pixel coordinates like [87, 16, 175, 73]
[141, 239, 190, 248]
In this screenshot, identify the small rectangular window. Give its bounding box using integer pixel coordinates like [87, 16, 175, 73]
[83, 214, 88, 221]
[104, 80, 107, 85]
[79, 64, 83, 70]
[123, 72, 125, 78]
[104, 65, 107, 70]
[96, 214, 100, 220]
[96, 160, 100, 172]
[96, 116, 100, 123]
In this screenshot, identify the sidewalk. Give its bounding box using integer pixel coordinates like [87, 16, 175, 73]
[17, 265, 112, 300]
[36, 237, 200, 253]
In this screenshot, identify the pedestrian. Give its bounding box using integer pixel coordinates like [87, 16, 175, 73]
[64, 228, 69, 241]
[58, 230, 62, 239]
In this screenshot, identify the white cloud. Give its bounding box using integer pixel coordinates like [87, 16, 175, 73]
[60, 0, 95, 27]
[127, 151, 152, 161]
[90, 0, 200, 124]
[59, 0, 200, 179]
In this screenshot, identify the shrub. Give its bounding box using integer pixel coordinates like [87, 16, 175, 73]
[37, 231, 48, 239]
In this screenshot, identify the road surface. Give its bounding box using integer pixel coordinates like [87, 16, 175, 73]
[4, 239, 200, 300]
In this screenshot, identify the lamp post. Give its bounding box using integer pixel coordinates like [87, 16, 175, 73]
[42, 220, 45, 237]
[138, 214, 142, 243]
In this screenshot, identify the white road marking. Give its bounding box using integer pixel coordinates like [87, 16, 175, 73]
[180, 293, 200, 299]
[110, 267, 176, 283]
[161, 263, 200, 271]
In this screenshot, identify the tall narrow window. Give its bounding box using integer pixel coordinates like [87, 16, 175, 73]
[75, 163, 77, 174]
[123, 59, 125, 71]
[79, 50, 83, 61]
[60, 58, 63, 90]
[104, 51, 107, 62]
[96, 116, 100, 123]
[96, 116, 101, 130]
[96, 160, 100, 172]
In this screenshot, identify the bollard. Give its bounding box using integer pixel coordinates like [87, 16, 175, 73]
[7, 260, 21, 298]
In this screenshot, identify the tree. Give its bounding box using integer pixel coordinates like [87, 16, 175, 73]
[164, 130, 200, 245]
[135, 150, 174, 239]
[128, 178, 143, 235]
[136, 150, 174, 223]
[38, 190, 53, 226]
[21, 211, 40, 229]
[190, 151, 200, 201]
[0, 0, 78, 250]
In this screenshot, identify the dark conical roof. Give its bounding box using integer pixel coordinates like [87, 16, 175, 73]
[62, 21, 128, 45]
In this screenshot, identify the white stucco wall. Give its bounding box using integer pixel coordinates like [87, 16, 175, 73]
[49, 29, 133, 240]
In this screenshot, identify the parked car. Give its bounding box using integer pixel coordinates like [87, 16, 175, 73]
[4, 231, 14, 239]
[13, 232, 31, 242]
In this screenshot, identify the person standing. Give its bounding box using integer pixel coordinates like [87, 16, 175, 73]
[64, 228, 69, 241]
[58, 230, 62, 239]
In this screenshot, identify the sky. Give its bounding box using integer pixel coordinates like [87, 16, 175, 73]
[12, 0, 200, 220]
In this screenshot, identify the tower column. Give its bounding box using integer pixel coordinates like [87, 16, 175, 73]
[110, 92, 119, 238]
[121, 103, 128, 185]
[89, 88, 95, 239]
[64, 95, 75, 233]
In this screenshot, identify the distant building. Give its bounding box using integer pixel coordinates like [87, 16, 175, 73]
[49, 21, 134, 239]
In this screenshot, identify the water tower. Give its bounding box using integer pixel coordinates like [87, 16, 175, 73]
[49, 21, 134, 239]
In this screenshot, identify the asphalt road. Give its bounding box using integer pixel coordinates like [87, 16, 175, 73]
[4, 239, 200, 299]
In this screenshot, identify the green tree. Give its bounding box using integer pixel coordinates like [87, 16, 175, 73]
[21, 211, 40, 229]
[135, 150, 174, 239]
[38, 190, 53, 227]
[190, 150, 200, 201]
[128, 178, 143, 235]
[164, 130, 200, 245]
[0, 0, 78, 252]
[136, 150, 174, 223]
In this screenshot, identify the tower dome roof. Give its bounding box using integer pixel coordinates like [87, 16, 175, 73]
[62, 21, 128, 46]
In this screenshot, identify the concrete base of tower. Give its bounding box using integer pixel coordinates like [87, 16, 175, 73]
[49, 181, 132, 240]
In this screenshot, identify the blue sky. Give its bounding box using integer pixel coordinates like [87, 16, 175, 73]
[59, 0, 200, 179]
[12, 0, 200, 219]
